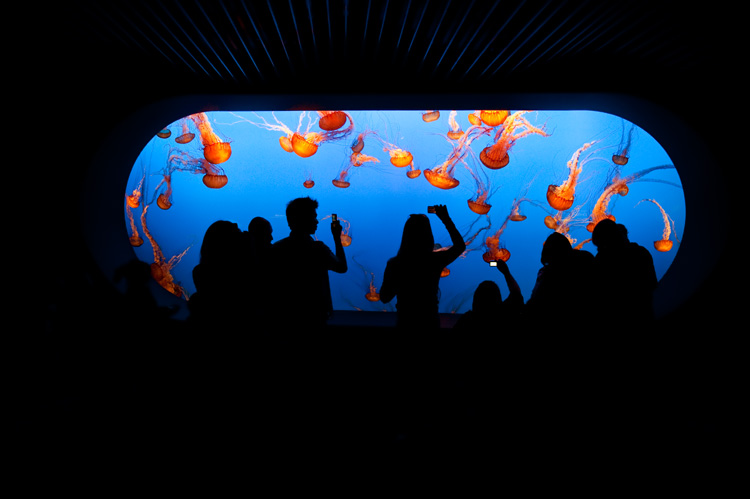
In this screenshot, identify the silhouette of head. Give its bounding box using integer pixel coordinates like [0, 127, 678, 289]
[592, 219, 628, 250]
[286, 196, 319, 234]
[397, 214, 434, 258]
[472, 280, 502, 314]
[247, 216, 273, 247]
[541, 231, 572, 265]
[201, 220, 241, 264]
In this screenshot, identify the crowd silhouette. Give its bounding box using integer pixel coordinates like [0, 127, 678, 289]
[179, 197, 660, 333]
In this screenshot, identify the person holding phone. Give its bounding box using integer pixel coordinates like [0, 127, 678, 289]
[379, 204, 466, 329]
[270, 196, 348, 331]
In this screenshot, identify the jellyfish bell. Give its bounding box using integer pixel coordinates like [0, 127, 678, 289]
[126, 193, 140, 209]
[157, 128, 171, 139]
[389, 149, 413, 167]
[440, 267, 450, 277]
[303, 179, 315, 188]
[365, 290, 380, 302]
[332, 179, 351, 188]
[546, 184, 575, 211]
[479, 147, 510, 169]
[612, 154, 629, 166]
[618, 184, 629, 196]
[544, 215, 558, 229]
[203, 142, 232, 164]
[406, 169, 422, 179]
[203, 173, 228, 189]
[467, 199, 492, 215]
[447, 130, 464, 140]
[468, 112, 482, 126]
[480, 110, 509, 127]
[497, 248, 511, 262]
[654, 239, 673, 252]
[424, 169, 460, 189]
[279, 136, 294, 152]
[129, 235, 144, 247]
[157, 193, 172, 210]
[292, 132, 320, 158]
[175, 132, 195, 144]
[509, 213, 527, 222]
[318, 111, 348, 131]
[341, 234, 352, 247]
[422, 110, 440, 122]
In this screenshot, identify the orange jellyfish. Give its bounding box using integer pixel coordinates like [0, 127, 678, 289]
[547, 141, 597, 211]
[481, 209, 513, 262]
[125, 203, 143, 247]
[332, 152, 379, 187]
[612, 120, 637, 166]
[350, 129, 376, 154]
[479, 111, 548, 170]
[291, 111, 354, 158]
[227, 112, 295, 153]
[465, 160, 494, 215]
[586, 164, 678, 232]
[126, 175, 143, 209]
[174, 118, 196, 144]
[200, 161, 229, 189]
[303, 171, 315, 188]
[639, 198, 677, 252]
[479, 110, 510, 127]
[422, 110, 440, 122]
[365, 272, 380, 301]
[157, 128, 171, 139]
[446, 110, 464, 140]
[139, 204, 191, 298]
[406, 163, 422, 179]
[190, 112, 232, 164]
[155, 174, 173, 210]
[509, 197, 532, 221]
[467, 111, 482, 126]
[317, 111, 349, 131]
[424, 121, 492, 189]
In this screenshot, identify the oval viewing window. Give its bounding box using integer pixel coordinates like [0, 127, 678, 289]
[124, 109, 684, 314]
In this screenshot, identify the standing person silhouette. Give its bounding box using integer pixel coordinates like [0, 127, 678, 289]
[271, 197, 348, 331]
[379, 205, 466, 329]
[453, 259, 524, 331]
[242, 216, 274, 333]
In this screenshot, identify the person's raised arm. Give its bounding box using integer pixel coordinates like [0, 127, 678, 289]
[494, 259, 523, 303]
[433, 204, 466, 262]
[329, 218, 348, 273]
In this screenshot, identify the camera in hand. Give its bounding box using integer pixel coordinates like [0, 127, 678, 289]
[427, 206, 436, 213]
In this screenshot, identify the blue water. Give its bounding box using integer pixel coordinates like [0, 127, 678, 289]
[125, 110, 684, 314]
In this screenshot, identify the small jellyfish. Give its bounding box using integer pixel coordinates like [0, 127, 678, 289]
[467, 111, 482, 126]
[446, 111, 464, 140]
[174, 118, 195, 144]
[638, 198, 678, 252]
[422, 110, 440, 122]
[465, 160, 494, 215]
[157, 128, 171, 139]
[612, 119, 637, 166]
[406, 164, 422, 179]
[156, 174, 173, 210]
[303, 171, 315, 188]
[479, 111, 548, 170]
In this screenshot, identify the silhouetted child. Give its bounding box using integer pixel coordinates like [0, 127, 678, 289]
[242, 216, 274, 330]
[453, 259, 524, 331]
[270, 197, 348, 330]
[379, 205, 466, 329]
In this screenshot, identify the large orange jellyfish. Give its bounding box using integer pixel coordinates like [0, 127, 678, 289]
[290, 111, 354, 158]
[198, 159, 228, 189]
[638, 198, 678, 252]
[547, 141, 598, 211]
[612, 120, 637, 166]
[446, 110, 464, 140]
[422, 110, 440, 122]
[586, 164, 678, 232]
[190, 112, 232, 164]
[317, 111, 349, 131]
[479, 110, 510, 127]
[478, 111, 548, 170]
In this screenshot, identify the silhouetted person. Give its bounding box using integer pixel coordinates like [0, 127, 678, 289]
[590, 219, 657, 326]
[188, 220, 245, 329]
[525, 231, 594, 326]
[379, 205, 466, 329]
[270, 197, 347, 330]
[242, 216, 274, 330]
[453, 259, 524, 331]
